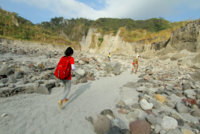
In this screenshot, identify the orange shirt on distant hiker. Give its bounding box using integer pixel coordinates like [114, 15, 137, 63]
[132, 55, 140, 74]
[132, 58, 138, 66]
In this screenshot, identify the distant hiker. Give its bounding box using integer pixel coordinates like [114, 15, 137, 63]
[108, 52, 111, 61]
[54, 47, 75, 109]
[131, 54, 140, 74]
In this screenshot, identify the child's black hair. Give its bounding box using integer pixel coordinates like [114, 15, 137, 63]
[64, 47, 74, 56]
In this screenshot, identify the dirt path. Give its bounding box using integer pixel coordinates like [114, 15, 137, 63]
[0, 70, 139, 134]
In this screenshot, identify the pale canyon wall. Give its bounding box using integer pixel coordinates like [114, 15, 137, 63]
[80, 19, 200, 57]
[80, 28, 152, 56]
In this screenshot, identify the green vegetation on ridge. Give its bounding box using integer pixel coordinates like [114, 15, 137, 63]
[92, 18, 171, 33]
[0, 8, 189, 46]
[0, 8, 72, 46]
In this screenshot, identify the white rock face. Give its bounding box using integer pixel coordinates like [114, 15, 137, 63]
[80, 28, 152, 56]
[139, 99, 153, 110]
[161, 116, 178, 130]
[80, 28, 96, 52]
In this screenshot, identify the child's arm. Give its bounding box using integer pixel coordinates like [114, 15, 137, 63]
[71, 64, 76, 70]
[70, 57, 75, 70]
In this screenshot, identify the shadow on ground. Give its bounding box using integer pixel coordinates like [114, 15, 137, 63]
[63, 82, 91, 109]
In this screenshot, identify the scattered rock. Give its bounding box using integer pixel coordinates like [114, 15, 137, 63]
[155, 125, 162, 133]
[170, 53, 186, 61]
[191, 105, 200, 117]
[8, 75, 17, 83]
[101, 109, 115, 119]
[143, 75, 151, 81]
[126, 110, 140, 122]
[154, 94, 166, 103]
[80, 57, 90, 64]
[129, 120, 151, 134]
[161, 116, 178, 130]
[139, 99, 153, 110]
[0, 64, 14, 76]
[118, 109, 129, 114]
[104, 126, 122, 134]
[182, 98, 197, 106]
[37, 84, 51, 94]
[75, 68, 86, 78]
[1, 113, 8, 117]
[175, 102, 189, 113]
[179, 113, 199, 124]
[121, 129, 131, 134]
[116, 100, 126, 109]
[149, 98, 162, 109]
[190, 71, 200, 81]
[166, 128, 182, 134]
[146, 114, 157, 125]
[112, 63, 122, 75]
[104, 62, 122, 75]
[15, 69, 25, 79]
[182, 83, 192, 90]
[0, 78, 8, 84]
[111, 117, 127, 129]
[184, 89, 196, 99]
[181, 128, 195, 134]
[93, 115, 111, 134]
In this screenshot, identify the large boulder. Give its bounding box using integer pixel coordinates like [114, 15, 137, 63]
[37, 81, 55, 94]
[112, 63, 122, 75]
[93, 115, 111, 134]
[104, 62, 122, 75]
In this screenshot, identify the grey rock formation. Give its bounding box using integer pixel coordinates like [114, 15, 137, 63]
[167, 19, 200, 52]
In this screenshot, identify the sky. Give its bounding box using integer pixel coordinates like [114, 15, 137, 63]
[1, 0, 200, 24]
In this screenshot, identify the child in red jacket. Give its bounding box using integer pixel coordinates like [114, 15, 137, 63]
[58, 47, 75, 109]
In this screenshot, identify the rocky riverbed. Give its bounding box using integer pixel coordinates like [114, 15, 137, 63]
[0, 39, 200, 134]
[87, 56, 200, 134]
[0, 39, 129, 97]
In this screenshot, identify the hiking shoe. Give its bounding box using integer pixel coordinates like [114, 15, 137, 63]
[58, 100, 63, 109]
[63, 98, 69, 103]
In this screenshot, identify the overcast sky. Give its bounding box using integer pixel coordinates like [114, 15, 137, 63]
[1, 0, 200, 24]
